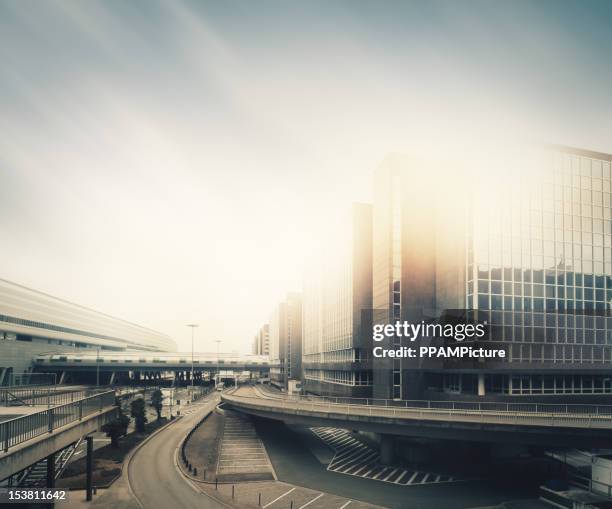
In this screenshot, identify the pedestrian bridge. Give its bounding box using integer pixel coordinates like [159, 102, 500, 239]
[221, 386, 612, 448]
[33, 352, 274, 370]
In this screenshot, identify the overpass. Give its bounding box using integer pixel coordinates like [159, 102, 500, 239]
[32, 352, 276, 384]
[0, 390, 116, 482]
[221, 386, 612, 451]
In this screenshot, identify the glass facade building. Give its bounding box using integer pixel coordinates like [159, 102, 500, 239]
[372, 146, 612, 402]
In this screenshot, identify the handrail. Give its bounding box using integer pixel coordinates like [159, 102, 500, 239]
[221, 390, 612, 430]
[252, 386, 612, 415]
[1, 390, 116, 453]
[0, 387, 109, 407]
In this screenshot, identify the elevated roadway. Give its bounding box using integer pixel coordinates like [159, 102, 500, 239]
[222, 386, 612, 448]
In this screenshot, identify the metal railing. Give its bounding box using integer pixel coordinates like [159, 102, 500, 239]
[222, 387, 612, 429]
[1, 390, 115, 453]
[252, 385, 612, 415]
[0, 387, 108, 407]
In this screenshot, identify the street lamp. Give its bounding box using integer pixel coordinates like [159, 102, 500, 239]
[96, 346, 100, 387]
[214, 340, 221, 387]
[186, 324, 198, 400]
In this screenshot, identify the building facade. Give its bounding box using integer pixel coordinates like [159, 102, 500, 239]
[268, 293, 302, 390]
[0, 278, 176, 381]
[302, 203, 373, 397]
[252, 324, 269, 356]
[372, 146, 612, 402]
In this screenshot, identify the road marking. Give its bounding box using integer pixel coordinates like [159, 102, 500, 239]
[263, 487, 295, 508]
[407, 471, 419, 484]
[394, 470, 407, 484]
[298, 493, 324, 509]
[338, 501, 351, 509]
[383, 469, 397, 481]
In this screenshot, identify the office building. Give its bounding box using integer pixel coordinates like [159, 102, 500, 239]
[372, 147, 612, 402]
[252, 323, 269, 356]
[0, 278, 176, 381]
[302, 203, 373, 397]
[269, 293, 302, 390]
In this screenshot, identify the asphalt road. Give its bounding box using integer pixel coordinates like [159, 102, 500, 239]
[127, 393, 224, 509]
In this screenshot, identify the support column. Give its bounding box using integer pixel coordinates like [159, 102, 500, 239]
[46, 452, 55, 487]
[86, 436, 93, 501]
[380, 434, 395, 465]
[478, 374, 486, 397]
[46, 451, 55, 509]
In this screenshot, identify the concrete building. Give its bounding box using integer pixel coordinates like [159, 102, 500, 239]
[252, 324, 269, 356]
[0, 278, 176, 382]
[302, 203, 373, 397]
[269, 293, 302, 390]
[372, 146, 612, 402]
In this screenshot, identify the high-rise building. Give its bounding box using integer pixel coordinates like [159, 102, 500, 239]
[252, 324, 270, 356]
[372, 146, 612, 402]
[302, 203, 373, 397]
[269, 293, 302, 390]
[259, 323, 270, 356]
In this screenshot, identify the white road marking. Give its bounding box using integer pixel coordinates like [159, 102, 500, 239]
[338, 501, 351, 509]
[298, 493, 324, 509]
[263, 487, 295, 508]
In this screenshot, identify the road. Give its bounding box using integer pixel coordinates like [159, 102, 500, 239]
[127, 392, 224, 509]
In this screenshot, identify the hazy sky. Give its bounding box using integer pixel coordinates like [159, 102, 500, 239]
[1, 0, 611, 353]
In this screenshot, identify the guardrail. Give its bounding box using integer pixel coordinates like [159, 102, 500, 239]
[222, 389, 612, 430]
[1, 390, 116, 453]
[254, 386, 612, 416]
[0, 387, 110, 407]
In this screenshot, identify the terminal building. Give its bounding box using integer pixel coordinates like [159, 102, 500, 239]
[372, 146, 612, 402]
[0, 278, 176, 383]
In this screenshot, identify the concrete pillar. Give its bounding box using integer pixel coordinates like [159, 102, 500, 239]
[46, 452, 55, 488]
[478, 374, 486, 397]
[380, 434, 395, 465]
[86, 436, 93, 501]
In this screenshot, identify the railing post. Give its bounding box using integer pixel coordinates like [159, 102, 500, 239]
[3, 423, 8, 452]
[79, 400, 83, 420]
[48, 409, 54, 434]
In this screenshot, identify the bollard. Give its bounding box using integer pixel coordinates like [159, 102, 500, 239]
[290, 501, 293, 509]
[93, 487, 97, 495]
[259, 493, 261, 506]
[215, 478, 218, 490]
[194, 467, 197, 476]
[232, 485, 235, 499]
[188, 463, 192, 472]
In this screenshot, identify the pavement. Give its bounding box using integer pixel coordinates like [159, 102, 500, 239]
[63, 392, 224, 509]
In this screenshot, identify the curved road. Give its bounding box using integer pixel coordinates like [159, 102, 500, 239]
[128, 393, 225, 509]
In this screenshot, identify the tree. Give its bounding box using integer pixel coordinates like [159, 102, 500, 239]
[130, 397, 148, 433]
[150, 388, 163, 420]
[101, 406, 130, 448]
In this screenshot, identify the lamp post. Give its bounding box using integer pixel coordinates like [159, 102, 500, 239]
[186, 324, 198, 400]
[214, 340, 221, 387]
[96, 347, 100, 387]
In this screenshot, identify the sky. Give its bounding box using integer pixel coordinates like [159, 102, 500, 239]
[1, 0, 611, 353]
